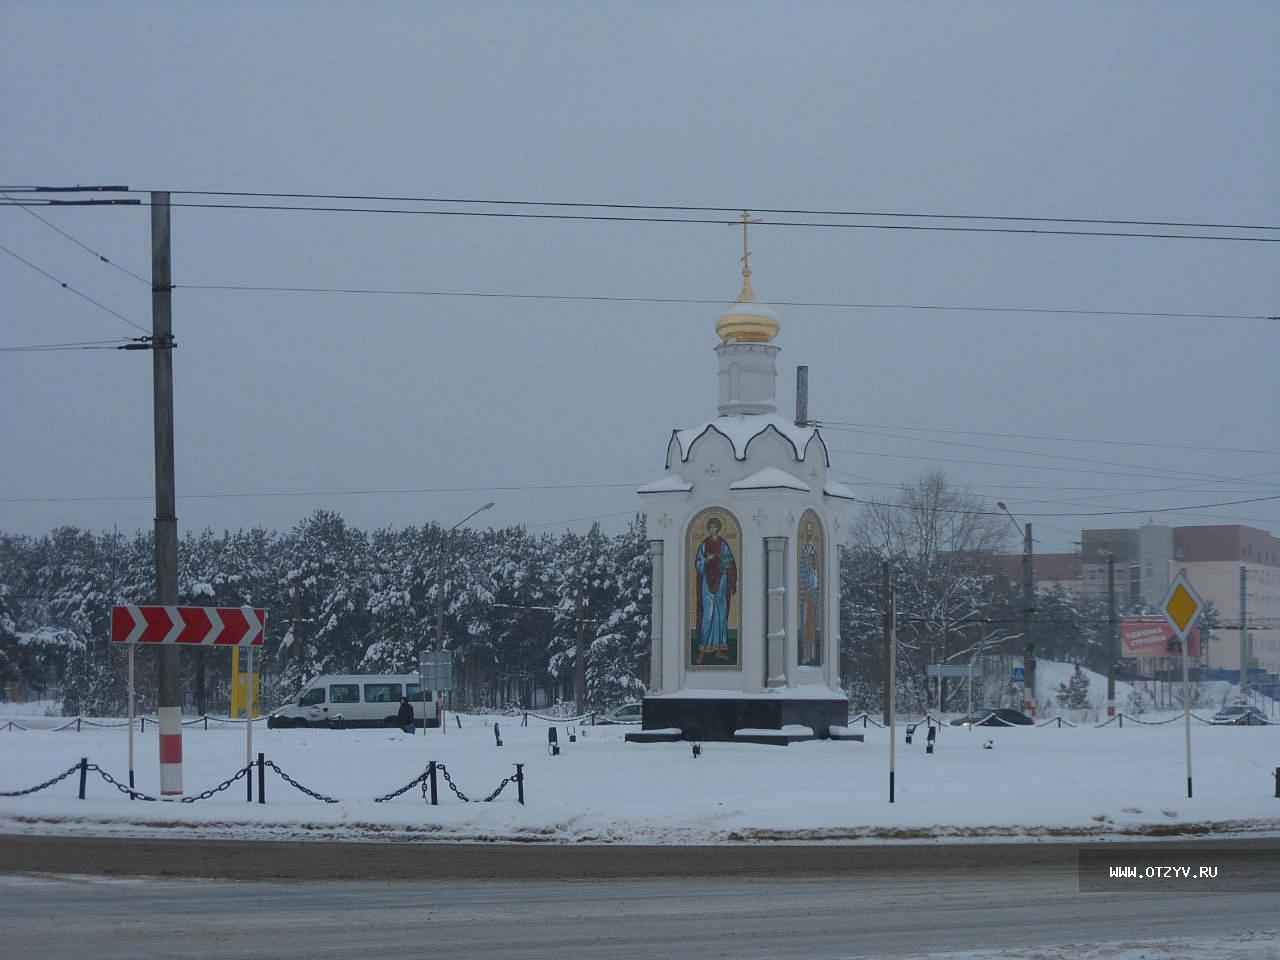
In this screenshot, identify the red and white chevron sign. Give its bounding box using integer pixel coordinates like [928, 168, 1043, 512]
[110, 605, 266, 646]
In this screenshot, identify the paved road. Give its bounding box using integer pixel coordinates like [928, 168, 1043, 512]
[1, 838, 1276, 959]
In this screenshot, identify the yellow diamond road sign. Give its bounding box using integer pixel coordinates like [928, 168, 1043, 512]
[1161, 571, 1204, 640]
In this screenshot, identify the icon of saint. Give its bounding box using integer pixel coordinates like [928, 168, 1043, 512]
[694, 517, 736, 663]
[798, 519, 821, 666]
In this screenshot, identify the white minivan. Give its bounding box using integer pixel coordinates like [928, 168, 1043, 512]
[267, 674, 442, 729]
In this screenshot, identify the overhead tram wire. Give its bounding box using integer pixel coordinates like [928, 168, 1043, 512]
[0, 338, 137, 353]
[173, 283, 1272, 322]
[152, 189, 1280, 232]
[69, 199, 1278, 243]
[0, 192, 150, 286]
[0, 243, 150, 335]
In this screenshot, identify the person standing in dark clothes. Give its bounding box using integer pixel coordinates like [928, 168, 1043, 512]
[397, 696, 415, 734]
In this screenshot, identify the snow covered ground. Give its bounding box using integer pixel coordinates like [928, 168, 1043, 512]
[1, 710, 1276, 844]
[879, 934, 1279, 960]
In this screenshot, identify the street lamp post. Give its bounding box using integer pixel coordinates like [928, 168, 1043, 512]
[431, 501, 495, 733]
[434, 501, 496, 653]
[997, 502, 1036, 717]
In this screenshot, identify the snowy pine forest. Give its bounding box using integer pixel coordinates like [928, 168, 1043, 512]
[1, 477, 1153, 717]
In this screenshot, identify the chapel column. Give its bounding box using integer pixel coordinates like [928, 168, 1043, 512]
[765, 536, 787, 687]
[649, 539, 664, 693]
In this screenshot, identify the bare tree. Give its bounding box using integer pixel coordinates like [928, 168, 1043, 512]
[847, 471, 1017, 712]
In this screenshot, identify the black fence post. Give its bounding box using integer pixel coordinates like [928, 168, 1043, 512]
[522, 712, 528, 727]
[258, 753, 265, 805]
[548, 727, 560, 756]
[247, 758, 253, 803]
[204, 715, 209, 731]
[515, 763, 524, 805]
[76, 717, 81, 733]
[494, 722, 503, 747]
[1119, 713, 1124, 729]
[428, 760, 438, 806]
[77, 758, 88, 799]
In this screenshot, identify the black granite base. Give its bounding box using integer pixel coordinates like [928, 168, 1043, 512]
[636, 694, 849, 742]
[624, 729, 683, 744]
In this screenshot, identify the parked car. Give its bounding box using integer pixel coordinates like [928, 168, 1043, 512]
[1209, 705, 1268, 726]
[596, 702, 643, 724]
[267, 674, 441, 729]
[949, 708, 1034, 727]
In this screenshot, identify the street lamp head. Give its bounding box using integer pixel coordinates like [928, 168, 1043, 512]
[480, 501, 495, 512]
[996, 501, 1007, 511]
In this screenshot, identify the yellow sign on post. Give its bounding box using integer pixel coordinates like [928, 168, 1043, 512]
[1162, 571, 1204, 639]
[230, 646, 260, 719]
[1161, 569, 1204, 801]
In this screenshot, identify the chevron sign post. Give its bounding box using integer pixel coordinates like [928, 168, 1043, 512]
[111, 605, 267, 796]
[110, 605, 266, 647]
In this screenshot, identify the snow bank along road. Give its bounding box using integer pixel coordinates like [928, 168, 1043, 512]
[1, 714, 1277, 843]
[0, 840, 1276, 960]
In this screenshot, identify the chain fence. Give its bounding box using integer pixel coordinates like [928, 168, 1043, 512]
[91, 763, 252, 802]
[372, 769, 431, 804]
[436, 763, 521, 803]
[0, 714, 271, 734]
[522, 711, 596, 726]
[0, 761, 83, 797]
[262, 760, 341, 803]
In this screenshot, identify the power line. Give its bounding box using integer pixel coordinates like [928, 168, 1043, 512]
[174, 282, 1272, 322]
[825, 426, 1279, 484]
[0, 243, 149, 334]
[0, 480, 644, 505]
[1, 192, 149, 285]
[16, 198, 1271, 243]
[816, 419, 1279, 457]
[827, 469, 1276, 534]
[826, 447, 1277, 485]
[525, 510, 639, 530]
[156, 189, 1280, 232]
[846, 492, 1279, 518]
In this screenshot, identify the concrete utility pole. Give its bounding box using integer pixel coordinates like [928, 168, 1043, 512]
[997, 503, 1034, 715]
[151, 191, 182, 796]
[1239, 564, 1249, 695]
[574, 590, 587, 715]
[291, 576, 303, 667]
[881, 560, 891, 726]
[888, 583, 897, 804]
[1021, 522, 1035, 716]
[1106, 554, 1116, 716]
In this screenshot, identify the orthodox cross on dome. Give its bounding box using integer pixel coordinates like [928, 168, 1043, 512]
[732, 210, 762, 280]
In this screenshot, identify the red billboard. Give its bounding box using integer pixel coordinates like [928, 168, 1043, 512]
[1120, 616, 1201, 659]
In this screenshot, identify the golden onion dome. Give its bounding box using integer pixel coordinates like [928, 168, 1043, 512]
[715, 269, 780, 343]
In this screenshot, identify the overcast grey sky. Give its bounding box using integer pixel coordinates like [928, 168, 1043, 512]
[2, 1, 1276, 553]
